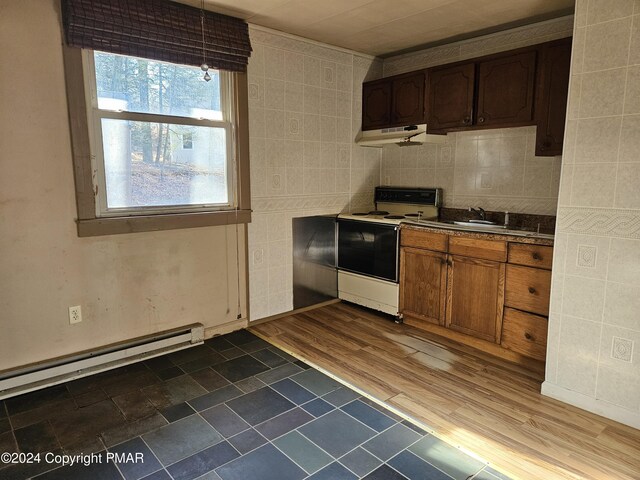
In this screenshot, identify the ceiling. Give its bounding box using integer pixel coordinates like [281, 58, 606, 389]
[192, 0, 575, 57]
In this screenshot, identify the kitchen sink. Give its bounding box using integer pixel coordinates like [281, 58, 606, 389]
[445, 221, 508, 229]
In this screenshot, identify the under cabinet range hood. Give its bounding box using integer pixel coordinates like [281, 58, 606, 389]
[355, 124, 447, 147]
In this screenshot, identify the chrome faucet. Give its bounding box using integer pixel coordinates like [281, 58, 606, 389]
[469, 207, 486, 221]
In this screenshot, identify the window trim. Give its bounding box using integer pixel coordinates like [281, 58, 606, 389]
[63, 46, 251, 237]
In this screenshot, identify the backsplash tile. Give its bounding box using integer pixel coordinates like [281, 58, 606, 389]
[381, 127, 560, 215]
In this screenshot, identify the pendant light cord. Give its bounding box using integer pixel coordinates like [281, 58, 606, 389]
[200, 0, 207, 67]
[200, 0, 211, 81]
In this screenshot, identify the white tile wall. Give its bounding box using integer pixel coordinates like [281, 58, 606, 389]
[247, 26, 382, 320]
[546, 0, 640, 424]
[380, 127, 561, 215]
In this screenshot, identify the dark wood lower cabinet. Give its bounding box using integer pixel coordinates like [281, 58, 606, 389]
[445, 255, 505, 344]
[399, 247, 447, 326]
[399, 230, 552, 367]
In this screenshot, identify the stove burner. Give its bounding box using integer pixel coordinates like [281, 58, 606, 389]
[351, 212, 368, 216]
[404, 213, 420, 217]
[368, 210, 389, 215]
[384, 215, 405, 219]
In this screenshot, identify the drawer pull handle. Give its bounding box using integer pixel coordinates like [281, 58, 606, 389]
[532, 253, 541, 260]
[478, 116, 485, 123]
[524, 332, 533, 340]
[528, 287, 536, 294]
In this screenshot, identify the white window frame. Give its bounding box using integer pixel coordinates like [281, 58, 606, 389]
[82, 50, 238, 218]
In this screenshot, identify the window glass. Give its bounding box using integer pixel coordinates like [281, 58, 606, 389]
[94, 51, 222, 120]
[89, 51, 234, 216]
[101, 119, 228, 209]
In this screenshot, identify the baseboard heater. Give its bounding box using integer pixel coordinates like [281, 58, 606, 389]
[0, 323, 204, 400]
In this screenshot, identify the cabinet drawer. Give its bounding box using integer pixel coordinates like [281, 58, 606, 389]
[448, 236, 507, 262]
[401, 229, 448, 252]
[501, 308, 548, 361]
[508, 244, 553, 270]
[505, 264, 551, 316]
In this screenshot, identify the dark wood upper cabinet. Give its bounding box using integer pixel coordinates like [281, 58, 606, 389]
[427, 63, 475, 132]
[362, 79, 391, 130]
[362, 72, 426, 130]
[361, 38, 571, 147]
[534, 37, 572, 156]
[476, 51, 537, 128]
[391, 72, 426, 126]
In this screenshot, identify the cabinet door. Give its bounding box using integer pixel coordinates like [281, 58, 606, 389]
[446, 255, 505, 343]
[391, 72, 425, 126]
[476, 51, 537, 128]
[400, 247, 447, 326]
[362, 79, 391, 130]
[427, 63, 475, 131]
[535, 38, 572, 156]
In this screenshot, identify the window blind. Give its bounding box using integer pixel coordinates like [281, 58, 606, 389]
[61, 0, 251, 72]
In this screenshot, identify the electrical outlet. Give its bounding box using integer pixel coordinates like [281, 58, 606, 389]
[69, 305, 82, 324]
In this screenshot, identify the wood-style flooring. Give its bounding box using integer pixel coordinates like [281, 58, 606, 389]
[251, 302, 640, 480]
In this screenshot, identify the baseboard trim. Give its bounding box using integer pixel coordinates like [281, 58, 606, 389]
[541, 381, 640, 429]
[205, 317, 248, 339]
[248, 299, 341, 325]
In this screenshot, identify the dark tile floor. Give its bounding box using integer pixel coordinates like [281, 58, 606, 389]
[0, 330, 511, 480]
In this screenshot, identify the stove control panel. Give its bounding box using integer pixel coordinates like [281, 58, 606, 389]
[375, 187, 442, 206]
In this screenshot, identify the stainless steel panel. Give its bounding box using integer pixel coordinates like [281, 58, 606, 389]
[293, 215, 338, 309]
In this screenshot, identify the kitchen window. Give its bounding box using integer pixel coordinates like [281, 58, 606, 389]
[61, 0, 252, 237]
[86, 50, 235, 217]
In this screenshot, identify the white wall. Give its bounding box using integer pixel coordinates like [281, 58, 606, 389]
[246, 26, 383, 320]
[381, 17, 574, 215]
[0, 0, 247, 371]
[543, 0, 640, 429]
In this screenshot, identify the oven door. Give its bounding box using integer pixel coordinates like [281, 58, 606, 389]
[337, 219, 399, 283]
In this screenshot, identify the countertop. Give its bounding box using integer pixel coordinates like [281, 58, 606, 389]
[400, 221, 555, 246]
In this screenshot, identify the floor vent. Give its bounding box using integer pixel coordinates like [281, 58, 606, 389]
[0, 323, 204, 400]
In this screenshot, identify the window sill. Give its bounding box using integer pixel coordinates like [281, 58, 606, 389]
[76, 209, 251, 237]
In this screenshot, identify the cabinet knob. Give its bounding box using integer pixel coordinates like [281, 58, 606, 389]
[528, 287, 536, 294]
[463, 116, 471, 125]
[478, 116, 485, 124]
[532, 252, 541, 260]
[524, 332, 533, 341]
